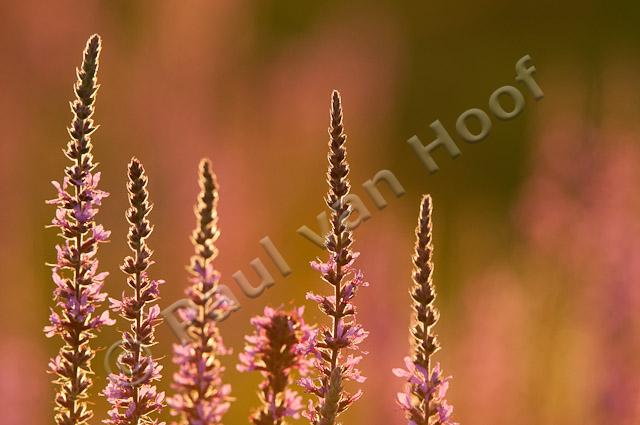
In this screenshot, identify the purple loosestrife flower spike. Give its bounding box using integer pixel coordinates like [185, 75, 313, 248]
[169, 158, 233, 425]
[238, 306, 314, 425]
[392, 196, 457, 425]
[300, 90, 370, 425]
[44, 33, 114, 425]
[103, 158, 165, 424]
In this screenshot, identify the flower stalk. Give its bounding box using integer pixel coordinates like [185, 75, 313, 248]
[300, 90, 369, 425]
[169, 158, 233, 425]
[44, 33, 114, 425]
[238, 306, 314, 425]
[104, 158, 165, 424]
[393, 195, 457, 425]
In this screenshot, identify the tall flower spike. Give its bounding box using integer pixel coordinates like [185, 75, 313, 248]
[103, 158, 165, 424]
[44, 33, 114, 425]
[169, 158, 233, 425]
[392, 196, 457, 425]
[300, 90, 369, 425]
[238, 306, 314, 425]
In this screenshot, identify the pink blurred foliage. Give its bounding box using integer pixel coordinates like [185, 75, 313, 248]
[0, 336, 48, 424]
[453, 269, 532, 425]
[515, 67, 640, 424]
[355, 218, 413, 425]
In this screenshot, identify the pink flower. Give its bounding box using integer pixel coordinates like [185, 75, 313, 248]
[103, 159, 165, 424]
[238, 306, 313, 424]
[393, 358, 456, 425]
[169, 159, 233, 424]
[301, 91, 370, 425]
[44, 34, 112, 425]
[392, 196, 457, 425]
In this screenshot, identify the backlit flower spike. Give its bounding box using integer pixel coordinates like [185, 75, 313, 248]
[103, 158, 165, 425]
[300, 90, 370, 425]
[393, 195, 458, 425]
[238, 306, 314, 425]
[169, 158, 233, 425]
[44, 33, 114, 425]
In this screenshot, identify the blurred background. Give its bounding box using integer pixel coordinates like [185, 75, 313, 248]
[1, 1, 640, 424]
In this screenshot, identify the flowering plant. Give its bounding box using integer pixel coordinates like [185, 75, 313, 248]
[299, 91, 370, 425]
[43, 36, 463, 425]
[103, 158, 165, 425]
[169, 159, 233, 425]
[393, 195, 457, 425]
[44, 34, 114, 425]
[239, 306, 314, 425]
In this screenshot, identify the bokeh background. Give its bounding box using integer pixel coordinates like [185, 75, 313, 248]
[2, 1, 640, 424]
